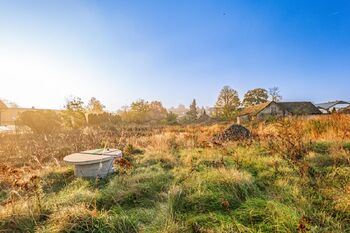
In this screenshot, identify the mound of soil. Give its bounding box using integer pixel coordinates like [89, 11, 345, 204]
[212, 124, 251, 143]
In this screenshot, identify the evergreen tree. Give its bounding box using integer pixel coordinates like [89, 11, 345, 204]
[185, 99, 198, 122]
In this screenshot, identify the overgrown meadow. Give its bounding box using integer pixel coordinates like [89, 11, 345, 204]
[0, 115, 349, 232]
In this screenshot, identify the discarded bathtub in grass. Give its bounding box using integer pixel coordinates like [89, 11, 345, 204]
[63, 148, 122, 178]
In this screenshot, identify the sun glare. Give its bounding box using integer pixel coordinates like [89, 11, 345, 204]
[0, 44, 95, 109]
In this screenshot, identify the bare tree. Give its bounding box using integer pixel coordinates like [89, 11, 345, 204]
[269, 87, 282, 102]
[87, 97, 105, 114]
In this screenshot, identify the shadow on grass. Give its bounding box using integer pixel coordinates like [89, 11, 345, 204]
[0, 215, 37, 233]
[42, 168, 75, 194]
[97, 164, 173, 210]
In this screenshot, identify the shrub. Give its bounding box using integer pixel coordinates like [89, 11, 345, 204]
[17, 110, 62, 134]
[272, 118, 307, 161]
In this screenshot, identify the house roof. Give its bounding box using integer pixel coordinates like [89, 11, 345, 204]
[238, 101, 272, 116]
[0, 100, 8, 109]
[239, 101, 321, 117]
[0, 100, 60, 112]
[315, 101, 350, 110]
[278, 102, 322, 115]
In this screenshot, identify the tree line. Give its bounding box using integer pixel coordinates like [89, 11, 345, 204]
[16, 86, 281, 133]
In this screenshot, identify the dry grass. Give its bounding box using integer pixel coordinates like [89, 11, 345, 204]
[254, 114, 350, 141]
[0, 114, 350, 232]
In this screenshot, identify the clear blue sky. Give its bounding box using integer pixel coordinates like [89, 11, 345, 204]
[1, 0, 349, 110]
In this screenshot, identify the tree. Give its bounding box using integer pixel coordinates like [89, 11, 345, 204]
[166, 111, 178, 125]
[128, 99, 150, 123]
[87, 97, 105, 114]
[64, 96, 85, 112]
[63, 96, 86, 128]
[148, 101, 168, 122]
[120, 99, 168, 124]
[185, 99, 198, 122]
[214, 86, 240, 120]
[130, 99, 148, 112]
[269, 87, 282, 102]
[243, 88, 268, 107]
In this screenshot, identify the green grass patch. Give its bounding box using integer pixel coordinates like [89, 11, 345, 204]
[98, 164, 173, 209]
[2, 138, 350, 232]
[233, 198, 300, 233]
[38, 205, 137, 233]
[170, 167, 257, 215]
[308, 141, 332, 154]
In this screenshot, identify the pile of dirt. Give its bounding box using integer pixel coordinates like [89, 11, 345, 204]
[212, 124, 251, 143]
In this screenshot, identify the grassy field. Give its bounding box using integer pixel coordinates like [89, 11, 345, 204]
[0, 115, 350, 232]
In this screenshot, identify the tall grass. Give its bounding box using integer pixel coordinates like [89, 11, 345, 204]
[1, 115, 350, 232]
